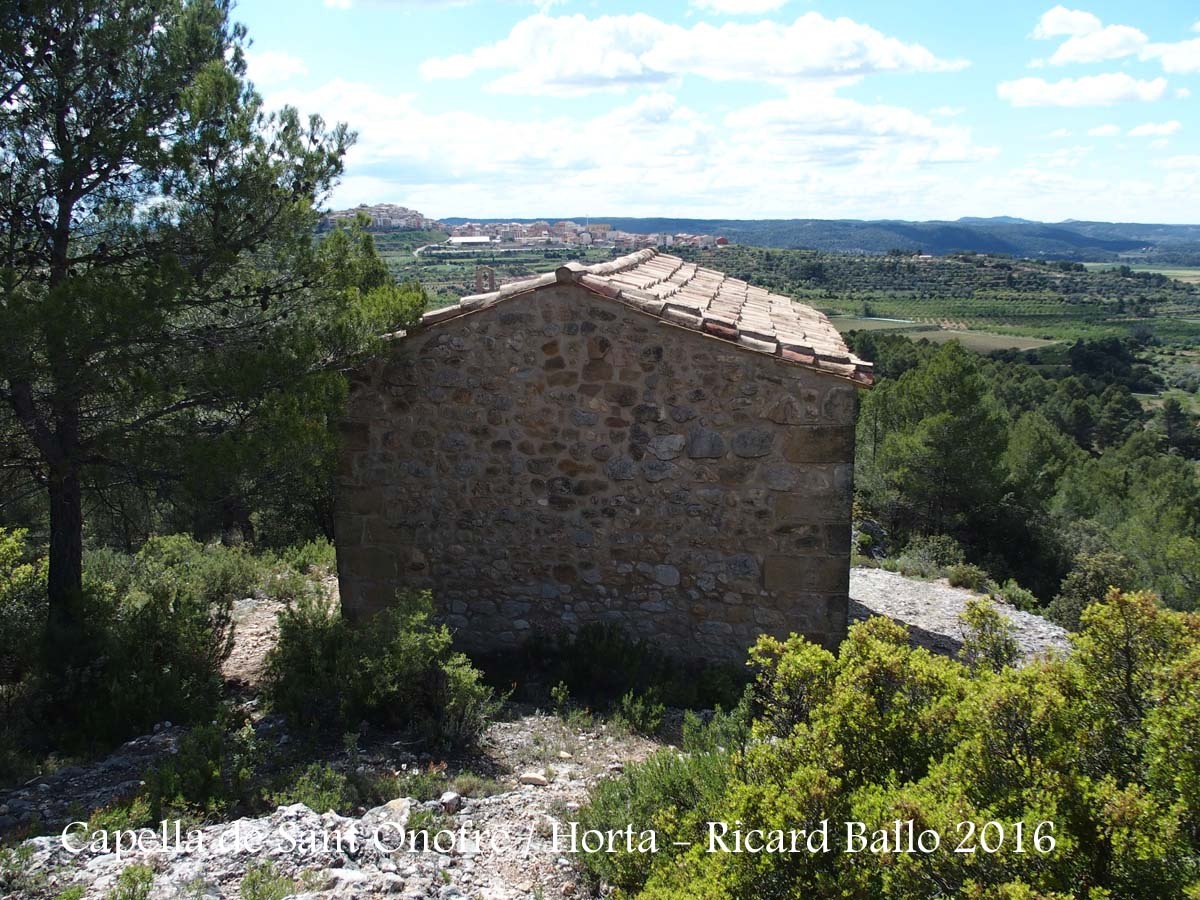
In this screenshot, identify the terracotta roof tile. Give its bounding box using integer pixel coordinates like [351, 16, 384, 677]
[418, 249, 873, 385]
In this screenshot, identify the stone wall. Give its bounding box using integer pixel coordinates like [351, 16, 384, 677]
[335, 282, 859, 663]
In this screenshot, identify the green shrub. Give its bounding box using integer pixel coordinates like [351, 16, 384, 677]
[385, 764, 446, 803]
[585, 590, 1200, 899]
[550, 680, 570, 716]
[87, 795, 154, 835]
[680, 694, 751, 755]
[264, 590, 499, 749]
[893, 535, 968, 579]
[901, 533, 965, 568]
[0, 528, 47, 684]
[239, 862, 296, 900]
[85, 714, 264, 831]
[279, 538, 337, 575]
[854, 529, 877, 556]
[4, 535, 267, 760]
[106, 865, 153, 900]
[576, 741, 738, 893]
[0, 844, 42, 896]
[270, 762, 357, 814]
[958, 597, 1021, 672]
[1046, 549, 1133, 630]
[142, 717, 261, 822]
[0, 529, 49, 780]
[992, 578, 1039, 612]
[46, 536, 251, 747]
[448, 771, 506, 798]
[894, 553, 938, 578]
[613, 689, 665, 736]
[946, 562, 992, 591]
[261, 564, 317, 606]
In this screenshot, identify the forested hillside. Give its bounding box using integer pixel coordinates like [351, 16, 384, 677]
[442, 216, 1200, 262]
[849, 335, 1199, 611]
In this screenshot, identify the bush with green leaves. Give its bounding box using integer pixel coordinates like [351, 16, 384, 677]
[946, 562, 992, 591]
[958, 597, 1021, 673]
[577, 590, 1200, 899]
[613, 689, 665, 736]
[84, 713, 264, 831]
[106, 866, 154, 900]
[239, 862, 296, 900]
[1047, 549, 1133, 630]
[46, 536, 257, 747]
[901, 533, 966, 569]
[0, 529, 49, 778]
[264, 590, 499, 749]
[278, 538, 337, 575]
[3, 534, 267, 765]
[0, 844, 43, 897]
[576, 702, 749, 894]
[0, 528, 47, 684]
[269, 762, 358, 815]
[992, 577, 1040, 612]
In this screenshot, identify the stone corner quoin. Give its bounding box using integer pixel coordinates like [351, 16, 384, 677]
[333, 275, 866, 664]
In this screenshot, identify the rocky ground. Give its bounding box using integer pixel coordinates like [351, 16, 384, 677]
[2, 568, 1069, 899]
[849, 566, 1071, 661]
[14, 711, 661, 900]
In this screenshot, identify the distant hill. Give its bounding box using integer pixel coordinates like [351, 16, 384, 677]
[438, 215, 1200, 263]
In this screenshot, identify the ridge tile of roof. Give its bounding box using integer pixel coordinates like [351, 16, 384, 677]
[416, 249, 873, 385]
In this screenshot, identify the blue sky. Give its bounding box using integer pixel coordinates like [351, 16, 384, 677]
[235, 1, 1200, 223]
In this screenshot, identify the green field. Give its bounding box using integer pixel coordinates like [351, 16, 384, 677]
[1083, 263, 1200, 284]
[914, 330, 1059, 352]
[382, 245, 619, 308]
[827, 317, 1059, 352]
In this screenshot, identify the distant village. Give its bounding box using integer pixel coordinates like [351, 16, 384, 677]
[320, 203, 731, 253]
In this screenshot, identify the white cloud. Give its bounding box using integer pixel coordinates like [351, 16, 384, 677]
[1028, 145, 1092, 168]
[1032, 6, 1101, 39]
[1161, 155, 1200, 169]
[1031, 9, 1199, 75]
[1194, 20, 1200, 32]
[1048, 24, 1147, 64]
[930, 106, 965, 117]
[723, 89, 995, 168]
[245, 50, 309, 86]
[1048, 127, 1072, 138]
[1128, 120, 1181, 137]
[1141, 38, 1200, 74]
[997, 73, 1167, 107]
[691, 0, 789, 14]
[324, 0, 351, 8]
[1177, 87, 1192, 99]
[420, 12, 967, 95]
[259, 76, 1001, 219]
[1087, 124, 1120, 136]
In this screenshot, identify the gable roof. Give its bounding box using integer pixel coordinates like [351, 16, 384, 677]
[416, 248, 873, 386]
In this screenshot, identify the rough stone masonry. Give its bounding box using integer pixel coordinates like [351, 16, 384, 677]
[335, 250, 872, 662]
